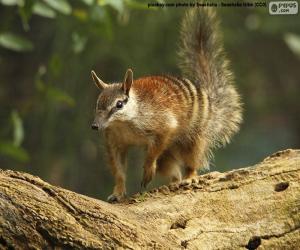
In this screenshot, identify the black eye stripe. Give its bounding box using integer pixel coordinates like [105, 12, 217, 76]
[106, 97, 130, 118]
[107, 107, 117, 118]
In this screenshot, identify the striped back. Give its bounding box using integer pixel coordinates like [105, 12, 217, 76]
[132, 75, 209, 136]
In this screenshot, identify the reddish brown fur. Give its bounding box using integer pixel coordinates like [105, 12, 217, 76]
[132, 76, 191, 127]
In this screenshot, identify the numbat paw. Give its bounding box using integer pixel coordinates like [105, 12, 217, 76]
[141, 168, 155, 188]
[181, 177, 198, 185]
[107, 193, 124, 203]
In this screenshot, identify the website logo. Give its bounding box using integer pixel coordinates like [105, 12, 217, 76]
[269, 1, 298, 15]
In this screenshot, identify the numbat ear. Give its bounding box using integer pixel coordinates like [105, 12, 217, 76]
[122, 69, 133, 96]
[91, 70, 107, 90]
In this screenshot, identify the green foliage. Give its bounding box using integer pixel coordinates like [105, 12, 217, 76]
[11, 110, 24, 147]
[0, 141, 29, 163]
[0, 111, 29, 163]
[0, 32, 33, 51]
[18, 0, 35, 30]
[35, 77, 75, 107]
[46, 85, 76, 107]
[32, 2, 57, 19]
[81, 0, 93, 5]
[125, 0, 151, 10]
[0, 0, 23, 6]
[284, 33, 300, 58]
[98, 0, 124, 13]
[43, 0, 72, 15]
[72, 32, 87, 54]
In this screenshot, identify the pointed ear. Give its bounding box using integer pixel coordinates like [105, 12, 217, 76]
[91, 70, 107, 90]
[122, 68, 133, 96]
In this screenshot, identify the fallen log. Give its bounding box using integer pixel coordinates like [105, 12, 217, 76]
[0, 149, 299, 249]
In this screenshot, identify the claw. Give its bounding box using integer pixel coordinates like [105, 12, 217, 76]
[141, 167, 155, 189]
[107, 194, 124, 203]
[141, 179, 149, 189]
[141, 174, 153, 188]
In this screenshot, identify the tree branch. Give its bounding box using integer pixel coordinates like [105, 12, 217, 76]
[0, 149, 299, 249]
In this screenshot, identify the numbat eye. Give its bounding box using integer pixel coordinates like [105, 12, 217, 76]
[116, 100, 123, 109]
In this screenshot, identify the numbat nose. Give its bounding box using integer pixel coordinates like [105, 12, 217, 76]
[91, 123, 99, 130]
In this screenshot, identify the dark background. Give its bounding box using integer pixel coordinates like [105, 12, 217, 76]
[0, 0, 299, 200]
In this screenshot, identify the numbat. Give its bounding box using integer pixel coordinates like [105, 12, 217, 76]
[91, 9, 242, 203]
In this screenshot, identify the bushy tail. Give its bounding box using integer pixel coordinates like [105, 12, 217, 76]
[178, 8, 242, 147]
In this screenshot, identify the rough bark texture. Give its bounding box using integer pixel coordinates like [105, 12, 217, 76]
[0, 149, 299, 250]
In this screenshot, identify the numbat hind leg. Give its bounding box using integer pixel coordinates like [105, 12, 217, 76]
[141, 136, 171, 188]
[181, 139, 209, 181]
[185, 167, 198, 179]
[157, 150, 182, 183]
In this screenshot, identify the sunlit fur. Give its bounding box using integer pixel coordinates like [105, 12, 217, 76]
[92, 8, 242, 202]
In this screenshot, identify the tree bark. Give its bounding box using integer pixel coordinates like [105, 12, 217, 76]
[0, 149, 299, 250]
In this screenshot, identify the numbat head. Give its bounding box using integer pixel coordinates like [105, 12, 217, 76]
[91, 69, 136, 130]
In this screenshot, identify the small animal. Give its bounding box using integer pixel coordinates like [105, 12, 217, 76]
[91, 8, 242, 202]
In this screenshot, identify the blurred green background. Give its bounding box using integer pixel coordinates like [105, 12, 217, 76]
[0, 0, 299, 200]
